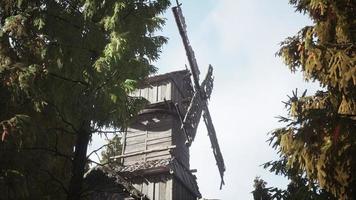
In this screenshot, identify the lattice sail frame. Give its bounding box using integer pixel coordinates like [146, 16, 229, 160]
[172, 5, 226, 189]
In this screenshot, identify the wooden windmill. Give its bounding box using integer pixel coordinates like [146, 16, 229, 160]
[89, 3, 226, 200]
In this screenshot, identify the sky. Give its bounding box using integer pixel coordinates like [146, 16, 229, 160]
[89, 1, 321, 199]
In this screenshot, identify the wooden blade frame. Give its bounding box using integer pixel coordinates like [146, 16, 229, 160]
[173, 5, 226, 189]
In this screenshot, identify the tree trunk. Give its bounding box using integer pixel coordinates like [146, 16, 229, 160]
[67, 127, 91, 200]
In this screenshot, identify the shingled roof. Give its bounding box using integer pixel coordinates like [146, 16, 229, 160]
[85, 158, 201, 199]
[116, 158, 201, 198]
[144, 70, 190, 84]
[84, 166, 150, 200]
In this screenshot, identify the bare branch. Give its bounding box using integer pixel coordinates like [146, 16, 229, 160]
[86, 141, 116, 159]
[94, 151, 101, 163]
[46, 101, 78, 133]
[48, 72, 89, 87]
[40, 168, 69, 194]
[94, 129, 124, 134]
[87, 158, 108, 167]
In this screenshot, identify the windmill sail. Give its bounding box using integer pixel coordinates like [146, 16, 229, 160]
[203, 108, 226, 189]
[173, 5, 226, 189]
[172, 5, 200, 88]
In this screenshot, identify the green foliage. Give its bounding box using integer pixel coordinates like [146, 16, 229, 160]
[0, 0, 170, 199]
[265, 0, 356, 199]
[0, 85, 74, 199]
[100, 135, 123, 168]
[252, 177, 273, 200]
[252, 175, 335, 200]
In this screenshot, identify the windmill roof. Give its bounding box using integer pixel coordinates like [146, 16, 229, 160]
[143, 69, 191, 84]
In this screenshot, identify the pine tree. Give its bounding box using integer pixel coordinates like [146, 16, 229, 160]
[260, 158, 337, 200]
[266, 0, 355, 199]
[0, 0, 170, 199]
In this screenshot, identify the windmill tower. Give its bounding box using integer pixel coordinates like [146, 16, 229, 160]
[110, 4, 226, 200]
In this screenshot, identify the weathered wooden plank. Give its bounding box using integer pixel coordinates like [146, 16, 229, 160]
[148, 86, 157, 103]
[156, 82, 173, 102]
[126, 133, 145, 138]
[125, 145, 145, 154]
[145, 152, 171, 160]
[154, 182, 160, 200]
[148, 119, 172, 130]
[166, 179, 172, 200]
[147, 134, 171, 141]
[146, 87, 152, 101]
[125, 136, 146, 143]
[126, 134, 146, 141]
[146, 154, 171, 162]
[165, 83, 171, 101]
[147, 142, 172, 151]
[127, 129, 146, 137]
[129, 72, 192, 105]
[145, 150, 171, 158]
[159, 84, 166, 101]
[147, 182, 154, 199]
[124, 144, 146, 154]
[142, 182, 148, 197]
[157, 84, 162, 102]
[146, 137, 171, 145]
[147, 142, 172, 152]
[114, 145, 176, 159]
[125, 137, 146, 145]
[159, 182, 166, 200]
[126, 134, 145, 141]
[147, 128, 171, 135]
[124, 155, 144, 165]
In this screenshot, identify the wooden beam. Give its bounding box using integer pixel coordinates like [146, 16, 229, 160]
[110, 145, 176, 159]
[203, 108, 226, 189]
[172, 5, 200, 88]
[173, 103, 191, 144]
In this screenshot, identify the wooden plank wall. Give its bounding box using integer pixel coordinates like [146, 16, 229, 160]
[131, 82, 172, 104]
[125, 73, 193, 168]
[130, 176, 198, 200]
[146, 116, 172, 162]
[131, 176, 173, 200]
[123, 114, 173, 165]
[130, 72, 192, 109]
